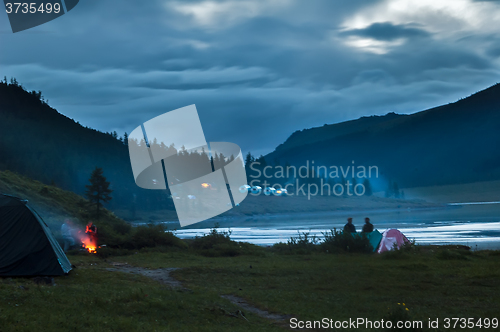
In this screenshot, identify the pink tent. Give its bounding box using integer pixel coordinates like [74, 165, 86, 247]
[377, 229, 410, 254]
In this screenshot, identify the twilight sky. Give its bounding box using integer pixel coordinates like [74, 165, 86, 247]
[1, 0, 500, 156]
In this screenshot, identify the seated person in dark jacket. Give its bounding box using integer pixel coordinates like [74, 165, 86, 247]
[344, 217, 356, 233]
[362, 217, 374, 233]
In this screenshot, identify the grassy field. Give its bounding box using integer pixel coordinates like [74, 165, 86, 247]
[0, 254, 277, 332]
[2, 246, 499, 332]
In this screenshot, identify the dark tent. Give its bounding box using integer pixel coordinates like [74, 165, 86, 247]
[0, 194, 72, 276]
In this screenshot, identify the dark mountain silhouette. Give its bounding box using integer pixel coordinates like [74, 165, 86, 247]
[0, 79, 173, 214]
[265, 83, 500, 188]
[2, 77, 499, 213]
[0, 79, 237, 216]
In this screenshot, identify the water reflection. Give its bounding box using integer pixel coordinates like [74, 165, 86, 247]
[168, 203, 500, 249]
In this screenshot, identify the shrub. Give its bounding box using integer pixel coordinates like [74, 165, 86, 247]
[321, 229, 373, 253]
[96, 222, 186, 251]
[272, 231, 319, 254]
[190, 225, 233, 251]
[288, 231, 319, 248]
[130, 224, 187, 250]
[381, 239, 419, 259]
[97, 223, 128, 248]
[190, 224, 256, 257]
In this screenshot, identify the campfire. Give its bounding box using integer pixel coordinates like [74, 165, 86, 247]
[80, 222, 98, 254]
[81, 236, 97, 254]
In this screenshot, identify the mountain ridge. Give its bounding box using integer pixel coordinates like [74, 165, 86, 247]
[265, 83, 500, 188]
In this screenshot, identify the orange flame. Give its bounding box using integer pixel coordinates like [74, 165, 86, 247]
[77, 223, 99, 253]
[81, 236, 97, 253]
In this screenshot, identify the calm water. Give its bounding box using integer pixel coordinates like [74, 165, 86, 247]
[167, 203, 500, 249]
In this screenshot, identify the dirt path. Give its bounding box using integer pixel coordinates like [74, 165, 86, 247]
[221, 294, 292, 322]
[106, 262, 184, 289]
[106, 262, 292, 326]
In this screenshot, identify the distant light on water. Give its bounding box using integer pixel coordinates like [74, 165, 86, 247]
[173, 222, 500, 249]
[448, 201, 500, 206]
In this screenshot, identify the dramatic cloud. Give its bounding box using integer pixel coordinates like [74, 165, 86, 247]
[1, 0, 500, 156]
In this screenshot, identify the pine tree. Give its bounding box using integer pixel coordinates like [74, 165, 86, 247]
[85, 167, 113, 220]
[244, 152, 255, 166]
[180, 145, 188, 156]
[123, 132, 129, 146]
[256, 155, 267, 168]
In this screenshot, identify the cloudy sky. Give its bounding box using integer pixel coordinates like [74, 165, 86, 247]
[1, 0, 500, 156]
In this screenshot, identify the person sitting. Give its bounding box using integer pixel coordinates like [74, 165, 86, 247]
[86, 221, 97, 243]
[344, 217, 356, 233]
[61, 219, 75, 252]
[362, 217, 374, 233]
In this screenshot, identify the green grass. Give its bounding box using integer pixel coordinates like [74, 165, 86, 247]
[1, 247, 499, 331]
[0, 255, 279, 332]
[111, 247, 500, 331]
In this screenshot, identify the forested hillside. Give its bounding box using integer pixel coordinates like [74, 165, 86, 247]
[0, 79, 173, 214]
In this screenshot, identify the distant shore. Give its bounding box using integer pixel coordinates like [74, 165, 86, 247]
[120, 194, 445, 223]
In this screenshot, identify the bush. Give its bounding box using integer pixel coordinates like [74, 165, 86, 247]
[96, 223, 129, 248]
[190, 225, 233, 251]
[272, 229, 374, 254]
[190, 225, 255, 257]
[381, 239, 419, 259]
[288, 231, 319, 248]
[130, 224, 187, 250]
[272, 231, 319, 254]
[96, 222, 187, 251]
[321, 229, 373, 253]
[112, 221, 132, 235]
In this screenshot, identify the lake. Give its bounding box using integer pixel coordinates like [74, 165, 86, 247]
[167, 203, 500, 249]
